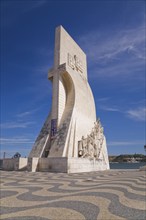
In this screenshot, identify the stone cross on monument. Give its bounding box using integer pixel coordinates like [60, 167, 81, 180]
[28, 26, 109, 173]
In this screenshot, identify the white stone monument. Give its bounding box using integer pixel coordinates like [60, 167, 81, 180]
[28, 26, 109, 173]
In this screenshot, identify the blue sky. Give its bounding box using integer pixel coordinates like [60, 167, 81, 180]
[0, 0, 145, 158]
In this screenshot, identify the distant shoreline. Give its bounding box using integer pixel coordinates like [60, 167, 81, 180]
[109, 154, 146, 163]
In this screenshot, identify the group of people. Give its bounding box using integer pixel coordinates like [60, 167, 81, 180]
[78, 119, 105, 159]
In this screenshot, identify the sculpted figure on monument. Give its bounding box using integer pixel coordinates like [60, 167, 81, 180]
[78, 136, 88, 158]
[78, 120, 106, 160]
[93, 123, 101, 158]
[96, 126, 104, 160]
[87, 135, 94, 158]
[78, 140, 83, 157]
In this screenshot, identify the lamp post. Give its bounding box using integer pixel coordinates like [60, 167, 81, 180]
[3, 152, 6, 159]
[144, 145, 146, 155]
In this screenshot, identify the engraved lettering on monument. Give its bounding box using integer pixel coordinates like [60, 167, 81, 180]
[68, 53, 83, 73]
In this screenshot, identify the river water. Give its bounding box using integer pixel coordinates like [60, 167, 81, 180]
[110, 162, 146, 169]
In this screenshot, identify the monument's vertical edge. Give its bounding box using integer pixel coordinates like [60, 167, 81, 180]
[54, 26, 61, 69]
[51, 27, 60, 122]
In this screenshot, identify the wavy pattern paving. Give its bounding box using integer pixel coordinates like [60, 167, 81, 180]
[0, 170, 146, 220]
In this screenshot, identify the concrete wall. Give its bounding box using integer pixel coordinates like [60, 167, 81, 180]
[38, 157, 109, 173]
[0, 159, 3, 169]
[38, 157, 67, 172]
[2, 157, 109, 173]
[2, 158, 28, 171]
[68, 158, 109, 173]
[3, 158, 15, 171]
[14, 158, 28, 171]
[27, 157, 39, 172]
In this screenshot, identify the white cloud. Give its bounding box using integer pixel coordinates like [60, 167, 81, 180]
[0, 138, 33, 145]
[27, 0, 47, 10]
[79, 26, 145, 82]
[0, 121, 35, 129]
[90, 56, 144, 79]
[108, 140, 144, 146]
[98, 103, 145, 122]
[96, 97, 111, 102]
[16, 107, 40, 118]
[17, 111, 32, 118]
[126, 107, 146, 121]
[79, 26, 145, 62]
[99, 105, 120, 112]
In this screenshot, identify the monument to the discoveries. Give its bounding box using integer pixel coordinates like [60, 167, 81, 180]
[28, 26, 109, 173]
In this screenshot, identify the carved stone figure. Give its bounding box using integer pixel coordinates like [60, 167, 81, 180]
[78, 136, 88, 158]
[78, 119, 106, 161]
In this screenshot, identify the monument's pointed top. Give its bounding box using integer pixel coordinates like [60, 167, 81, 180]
[56, 25, 69, 34]
[54, 24, 87, 78]
[56, 25, 67, 32]
[55, 25, 86, 56]
[56, 25, 65, 28]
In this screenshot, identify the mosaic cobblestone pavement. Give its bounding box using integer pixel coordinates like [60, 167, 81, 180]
[0, 170, 146, 220]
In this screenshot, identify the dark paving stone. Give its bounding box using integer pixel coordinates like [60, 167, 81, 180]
[4, 217, 50, 220]
[78, 191, 146, 220]
[95, 186, 145, 201]
[50, 200, 100, 220]
[0, 190, 18, 198]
